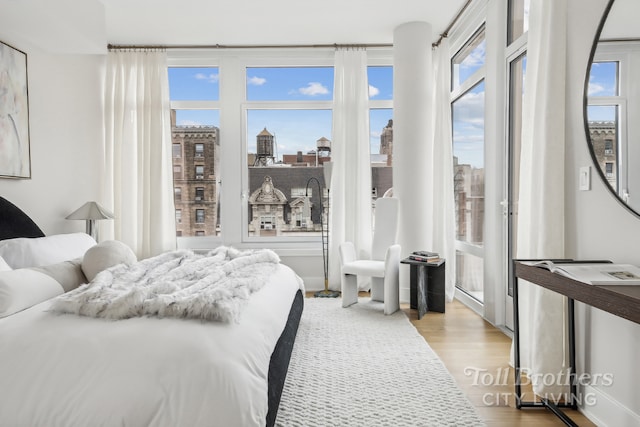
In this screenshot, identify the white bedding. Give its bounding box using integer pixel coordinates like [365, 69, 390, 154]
[0, 263, 302, 427]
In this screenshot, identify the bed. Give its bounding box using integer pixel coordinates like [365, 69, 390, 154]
[0, 197, 303, 427]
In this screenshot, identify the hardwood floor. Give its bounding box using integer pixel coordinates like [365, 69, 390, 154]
[403, 298, 597, 426]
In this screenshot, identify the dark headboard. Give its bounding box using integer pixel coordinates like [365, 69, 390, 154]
[0, 197, 45, 240]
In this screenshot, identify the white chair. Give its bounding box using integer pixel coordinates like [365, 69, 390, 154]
[339, 197, 401, 315]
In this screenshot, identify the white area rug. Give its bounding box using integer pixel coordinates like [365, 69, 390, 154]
[275, 298, 485, 427]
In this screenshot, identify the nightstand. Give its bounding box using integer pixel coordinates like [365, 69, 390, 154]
[400, 258, 446, 319]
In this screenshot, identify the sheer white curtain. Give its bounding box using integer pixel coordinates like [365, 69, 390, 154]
[516, 0, 568, 397]
[103, 50, 176, 259]
[429, 39, 456, 301]
[328, 47, 372, 290]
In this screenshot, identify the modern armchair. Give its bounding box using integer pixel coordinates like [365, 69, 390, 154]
[339, 197, 400, 315]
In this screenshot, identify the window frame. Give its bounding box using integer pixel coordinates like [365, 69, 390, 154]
[168, 48, 393, 251]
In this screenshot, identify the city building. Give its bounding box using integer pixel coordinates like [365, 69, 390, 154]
[170, 110, 220, 237]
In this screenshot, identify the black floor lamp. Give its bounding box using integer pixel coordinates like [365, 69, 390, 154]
[305, 161, 340, 298]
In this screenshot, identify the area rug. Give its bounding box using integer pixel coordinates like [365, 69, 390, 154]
[275, 298, 485, 427]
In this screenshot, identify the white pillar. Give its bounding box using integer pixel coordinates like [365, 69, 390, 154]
[393, 22, 434, 301]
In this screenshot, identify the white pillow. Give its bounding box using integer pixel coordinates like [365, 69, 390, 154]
[82, 240, 137, 282]
[0, 269, 64, 318]
[0, 256, 11, 272]
[0, 233, 97, 269]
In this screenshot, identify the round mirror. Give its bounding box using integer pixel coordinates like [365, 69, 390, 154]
[585, 0, 640, 215]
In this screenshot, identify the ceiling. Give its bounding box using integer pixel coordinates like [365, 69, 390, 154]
[101, 0, 468, 46]
[0, 0, 468, 53]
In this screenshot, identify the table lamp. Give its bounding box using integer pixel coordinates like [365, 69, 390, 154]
[66, 201, 114, 241]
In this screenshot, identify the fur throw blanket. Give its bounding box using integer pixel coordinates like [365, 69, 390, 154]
[50, 246, 281, 323]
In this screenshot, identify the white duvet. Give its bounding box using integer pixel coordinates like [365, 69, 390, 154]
[0, 264, 302, 427]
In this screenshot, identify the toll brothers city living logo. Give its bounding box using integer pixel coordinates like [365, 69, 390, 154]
[464, 366, 614, 406]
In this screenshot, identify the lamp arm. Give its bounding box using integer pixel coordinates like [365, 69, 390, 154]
[305, 177, 329, 289]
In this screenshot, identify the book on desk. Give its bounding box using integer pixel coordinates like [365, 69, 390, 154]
[523, 260, 640, 285]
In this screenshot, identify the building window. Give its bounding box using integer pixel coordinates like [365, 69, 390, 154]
[195, 209, 205, 223]
[195, 230, 205, 236]
[195, 165, 204, 180]
[173, 143, 182, 158]
[175, 209, 182, 223]
[195, 143, 204, 158]
[605, 162, 614, 178]
[605, 139, 613, 155]
[195, 187, 205, 201]
[173, 165, 182, 179]
[174, 187, 182, 201]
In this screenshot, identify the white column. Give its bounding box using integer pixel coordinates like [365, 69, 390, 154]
[393, 22, 434, 301]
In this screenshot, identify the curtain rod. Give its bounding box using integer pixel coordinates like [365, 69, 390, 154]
[107, 43, 392, 50]
[107, 0, 474, 51]
[432, 0, 475, 47]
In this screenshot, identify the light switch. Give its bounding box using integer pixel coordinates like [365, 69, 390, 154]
[579, 166, 590, 191]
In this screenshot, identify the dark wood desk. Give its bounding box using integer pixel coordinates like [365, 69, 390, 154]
[512, 260, 640, 426]
[401, 258, 445, 319]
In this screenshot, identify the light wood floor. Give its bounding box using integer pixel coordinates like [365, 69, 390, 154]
[402, 298, 597, 426]
[307, 292, 597, 426]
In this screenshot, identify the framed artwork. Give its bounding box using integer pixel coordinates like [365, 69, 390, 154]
[0, 40, 31, 179]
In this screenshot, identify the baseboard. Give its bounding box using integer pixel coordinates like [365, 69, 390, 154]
[580, 384, 640, 427]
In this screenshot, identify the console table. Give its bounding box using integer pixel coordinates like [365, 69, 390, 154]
[512, 260, 640, 426]
[401, 258, 445, 319]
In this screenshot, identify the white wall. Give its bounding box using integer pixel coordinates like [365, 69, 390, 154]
[566, 0, 640, 424]
[0, 34, 105, 235]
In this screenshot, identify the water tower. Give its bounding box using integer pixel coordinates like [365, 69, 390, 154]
[254, 127, 276, 166]
[316, 136, 331, 157]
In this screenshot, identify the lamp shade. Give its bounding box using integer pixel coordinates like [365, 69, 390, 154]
[323, 161, 333, 190]
[65, 202, 114, 220]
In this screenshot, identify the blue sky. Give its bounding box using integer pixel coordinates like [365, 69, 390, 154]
[169, 66, 393, 161]
[587, 61, 618, 122]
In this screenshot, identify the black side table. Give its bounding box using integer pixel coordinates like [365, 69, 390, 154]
[400, 258, 446, 319]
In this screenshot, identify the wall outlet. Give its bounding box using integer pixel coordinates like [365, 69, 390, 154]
[579, 166, 591, 191]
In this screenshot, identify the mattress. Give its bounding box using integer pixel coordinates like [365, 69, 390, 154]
[0, 263, 302, 427]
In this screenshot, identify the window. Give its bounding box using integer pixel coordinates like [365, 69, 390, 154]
[368, 66, 393, 202]
[195, 209, 205, 224]
[169, 67, 220, 238]
[452, 26, 486, 91]
[167, 50, 393, 246]
[605, 139, 613, 155]
[606, 162, 614, 177]
[175, 209, 182, 223]
[508, 0, 530, 45]
[452, 26, 486, 303]
[245, 66, 333, 239]
[195, 230, 205, 236]
[195, 143, 204, 158]
[195, 187, 205, 201]
[587, 61, 621, 193]
[195, 165, 204, 180]
[174, 187, 182, 201]
[173, 143, 182, 158]
[173, 165, 182, 179]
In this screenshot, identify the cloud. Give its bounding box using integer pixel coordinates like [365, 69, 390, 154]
[298, 82, 329, 96]
[588, 82, 605, 96]
[248, 76, 266, 86]
[194, 72, 219, 84]
[178, 119, 205, 127]
[369, 85, 380, 98]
